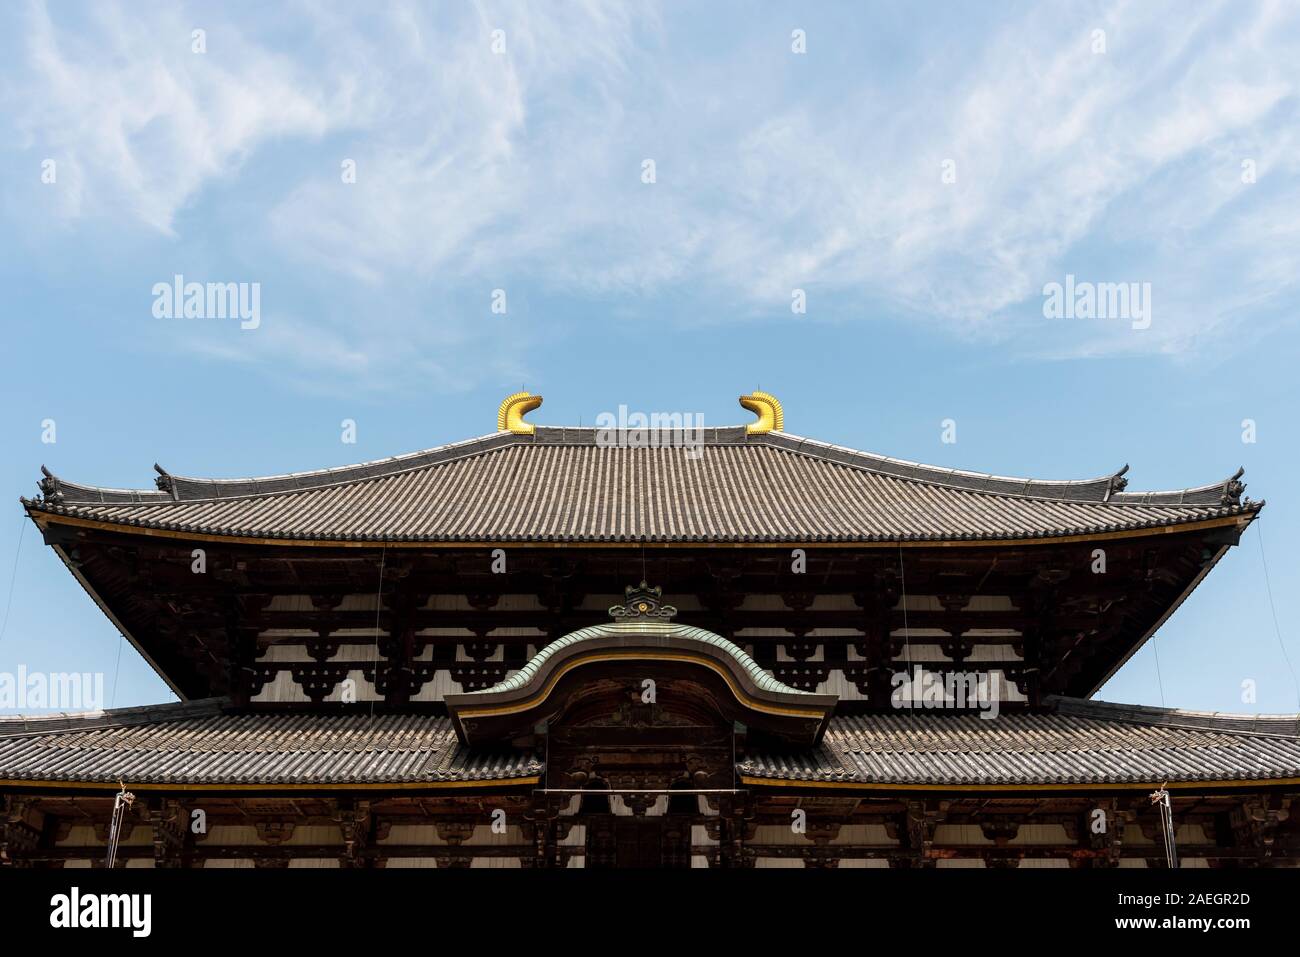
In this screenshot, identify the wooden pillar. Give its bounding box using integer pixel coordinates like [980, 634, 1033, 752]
[334, 799, 371, 868]
[716, 793, 752, 868]
[525, 792, 562, 868]
[146, 796, 189, 869]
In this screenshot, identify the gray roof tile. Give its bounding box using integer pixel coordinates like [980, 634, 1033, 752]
[741, 697, 1300, 786]
[26, 429, 1257, 544]
[0, 701, 540, 786]
[4, 696, 1297, 789]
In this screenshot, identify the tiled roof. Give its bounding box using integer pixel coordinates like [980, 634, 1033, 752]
[4, 697, 1298, 790]
[0, 701, 540, 787]
[740, 697, 1300, 787]
[24, 427, 1258, 544]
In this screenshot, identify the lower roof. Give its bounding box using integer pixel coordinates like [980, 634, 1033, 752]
[2, 697, 1298, 791]
[741, 697, 1300, 789]
[0, 701, 540, 788]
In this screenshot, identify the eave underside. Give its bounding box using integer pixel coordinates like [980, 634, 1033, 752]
[24, 526, 1249, 703]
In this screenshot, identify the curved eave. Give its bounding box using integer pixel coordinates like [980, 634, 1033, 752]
[21, 501, 1261, 549]
[738, 776, 1300, 793]
[0, 777, 542, 793]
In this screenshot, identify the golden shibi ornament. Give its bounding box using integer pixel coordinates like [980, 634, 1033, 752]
[739, 390, 784, 434]
[497, 392, 543, 435]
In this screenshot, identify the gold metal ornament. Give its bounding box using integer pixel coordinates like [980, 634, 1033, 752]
[497, 392, 543, 435]
[739, 391, 785, 434]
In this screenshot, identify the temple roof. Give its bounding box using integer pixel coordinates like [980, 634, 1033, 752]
[0, 701, 540, 788]
[2, 696, 1297, 791]
[741, 696, 1300, 788]
[24, 425, 1259, 545]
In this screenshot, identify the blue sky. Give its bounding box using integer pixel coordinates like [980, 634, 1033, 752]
[0, 0, 1297, 714]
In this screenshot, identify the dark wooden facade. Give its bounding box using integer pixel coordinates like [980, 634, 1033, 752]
[6, 789, 1298, 869]
[35, 522, 1244, 708]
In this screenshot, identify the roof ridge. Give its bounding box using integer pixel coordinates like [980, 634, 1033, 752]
[33, 428, 745, 506]
[0, 696, 227, 737]
[764, 432, 1122, 496]
[760, 433, 1252, 505]
[745, 712, 1300, 786]
[0, 708, 539, 786]
[31, 432, 525, 506]
[1048, 695, 1300, 738]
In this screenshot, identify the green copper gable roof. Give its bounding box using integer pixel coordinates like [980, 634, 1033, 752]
[444, 616, 839, 747]
[468, 620, 810, 699]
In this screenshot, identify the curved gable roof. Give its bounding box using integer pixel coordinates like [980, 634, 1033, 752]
[445, 619, 837, 746]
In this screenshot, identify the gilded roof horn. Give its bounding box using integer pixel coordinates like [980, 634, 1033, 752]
[497, 392, 542, 435]
[739, 391, 784, 434]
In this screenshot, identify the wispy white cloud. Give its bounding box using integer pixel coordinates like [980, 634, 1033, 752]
[4, 0, 1298, 390]
[10, 0, 347, 233]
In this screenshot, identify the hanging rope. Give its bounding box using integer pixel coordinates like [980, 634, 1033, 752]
[1149, 784, 1178, 868]
[104, 780, 136, 869]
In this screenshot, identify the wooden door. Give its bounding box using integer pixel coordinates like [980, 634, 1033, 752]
[586, 816, 691, 868]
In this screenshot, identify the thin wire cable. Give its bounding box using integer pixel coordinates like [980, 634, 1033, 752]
[1256, 518, 1300, 710]
[1151, 634, 1167, 708]
[109, 632, 125, 709]
[0, 518, 27, 649]
[370, 547, 387, 718]
[898, 543, 915, 709]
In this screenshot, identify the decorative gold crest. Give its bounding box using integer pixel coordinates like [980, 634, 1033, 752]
[608, 581, 677, 621]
